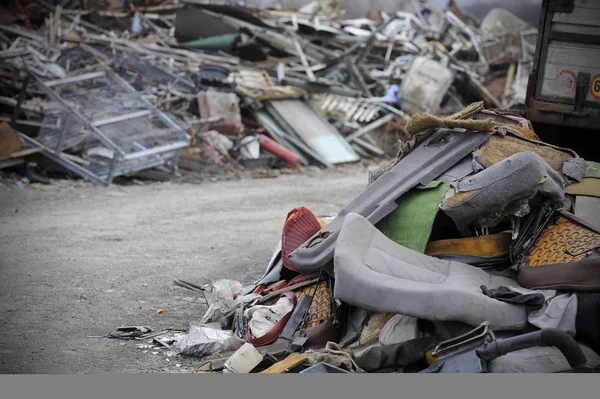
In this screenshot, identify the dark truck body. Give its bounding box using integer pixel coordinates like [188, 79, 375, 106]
[526, 0, 600, 130]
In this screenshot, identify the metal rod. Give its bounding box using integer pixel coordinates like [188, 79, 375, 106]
[19, 133, 108, 186]
[54, 112, 70, 153]
[45, 71, 106, 87]
[0, 24, 45, 42]
[123, 141, 190, 161]
[345, 113, 394, 143]
[101, 64, 190, 141]
[91, 110, 152, 127]
[106, 155, 118, 184]
[353, 137, 385, 156]
[10, 75, 29, 128]
[293, 37, 316, 82]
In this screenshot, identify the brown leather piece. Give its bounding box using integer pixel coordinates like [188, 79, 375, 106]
[517, 253, 600, 291]
[303, 317, 341, 349]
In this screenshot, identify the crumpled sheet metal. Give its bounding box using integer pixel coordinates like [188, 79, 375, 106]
[441, 152, 565, 236]
[286, 129, 490, 273]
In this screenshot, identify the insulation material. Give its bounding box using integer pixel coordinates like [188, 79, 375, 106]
[562, 158, 586, 183]
[473, 134, 577, 172]
[405, 114, 494, 137]
[354, 312, 395, 347]
[379, 314, 420, 346]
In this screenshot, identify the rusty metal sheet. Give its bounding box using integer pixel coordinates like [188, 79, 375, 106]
[0, 122, 23, 159]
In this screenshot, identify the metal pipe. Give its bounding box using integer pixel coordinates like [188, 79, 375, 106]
[123, 141, 189, 161]
[19, 133, 108, 186]
[45, 71, 106, 87]
[91, 110, 152, 127]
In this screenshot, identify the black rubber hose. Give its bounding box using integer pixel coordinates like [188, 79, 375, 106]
[477, 329, 588, 369]
[539, 329, 588, 369]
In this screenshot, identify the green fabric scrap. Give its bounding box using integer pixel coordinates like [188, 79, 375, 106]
[584, 161, 600, 179]
[375, 181, 450, 253]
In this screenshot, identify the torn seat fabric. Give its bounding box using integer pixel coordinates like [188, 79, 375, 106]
[333, 213, 532, 330]
[441, 151, 565, 235]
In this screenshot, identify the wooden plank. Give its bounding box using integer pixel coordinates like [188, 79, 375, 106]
[0, 157, 24, 169]
[9, 147, 44, 158]
[60, 152, 91, 166]
[260, 353, 307, 374]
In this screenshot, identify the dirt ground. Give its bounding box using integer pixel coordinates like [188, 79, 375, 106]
[0, 165, 372, 374]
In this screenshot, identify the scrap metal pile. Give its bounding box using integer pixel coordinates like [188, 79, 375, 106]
[1, 0, 537, 186]
[114, 100, 600, 373]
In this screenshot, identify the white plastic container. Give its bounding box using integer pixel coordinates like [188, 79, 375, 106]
[223, 343, 264, 373]
[398, 56, 454, 114]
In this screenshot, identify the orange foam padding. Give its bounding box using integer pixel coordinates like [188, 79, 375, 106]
[281, 207, 322, 272]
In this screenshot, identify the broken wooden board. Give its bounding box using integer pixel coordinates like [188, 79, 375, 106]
[260, 353, 307, 374]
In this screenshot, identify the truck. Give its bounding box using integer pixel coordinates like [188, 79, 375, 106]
[525, 0, 600, 160]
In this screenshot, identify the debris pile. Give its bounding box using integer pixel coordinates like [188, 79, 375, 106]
[112, 101, 600, 373]
[1, 0, 537, 186]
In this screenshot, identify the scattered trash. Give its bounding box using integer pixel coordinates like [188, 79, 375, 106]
[223, 343, 263, 373]
[177, 322, 233, 358]
[105, 326, 153, 340]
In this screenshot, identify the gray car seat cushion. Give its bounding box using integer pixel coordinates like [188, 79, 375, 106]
[334, 213, 545, 330]
[489, 343, 600, 373]
[441, 151, 565, 235]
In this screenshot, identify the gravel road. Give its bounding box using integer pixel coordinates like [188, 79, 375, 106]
[0, 165, 371, 373]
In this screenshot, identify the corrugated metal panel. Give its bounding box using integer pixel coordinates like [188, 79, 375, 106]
[267, 100, 360, 165]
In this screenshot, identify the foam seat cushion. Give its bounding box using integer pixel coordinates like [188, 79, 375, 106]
[334, 213, 534, 330]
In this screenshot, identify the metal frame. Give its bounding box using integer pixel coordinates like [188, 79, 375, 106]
[29, 61, 190, 186]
